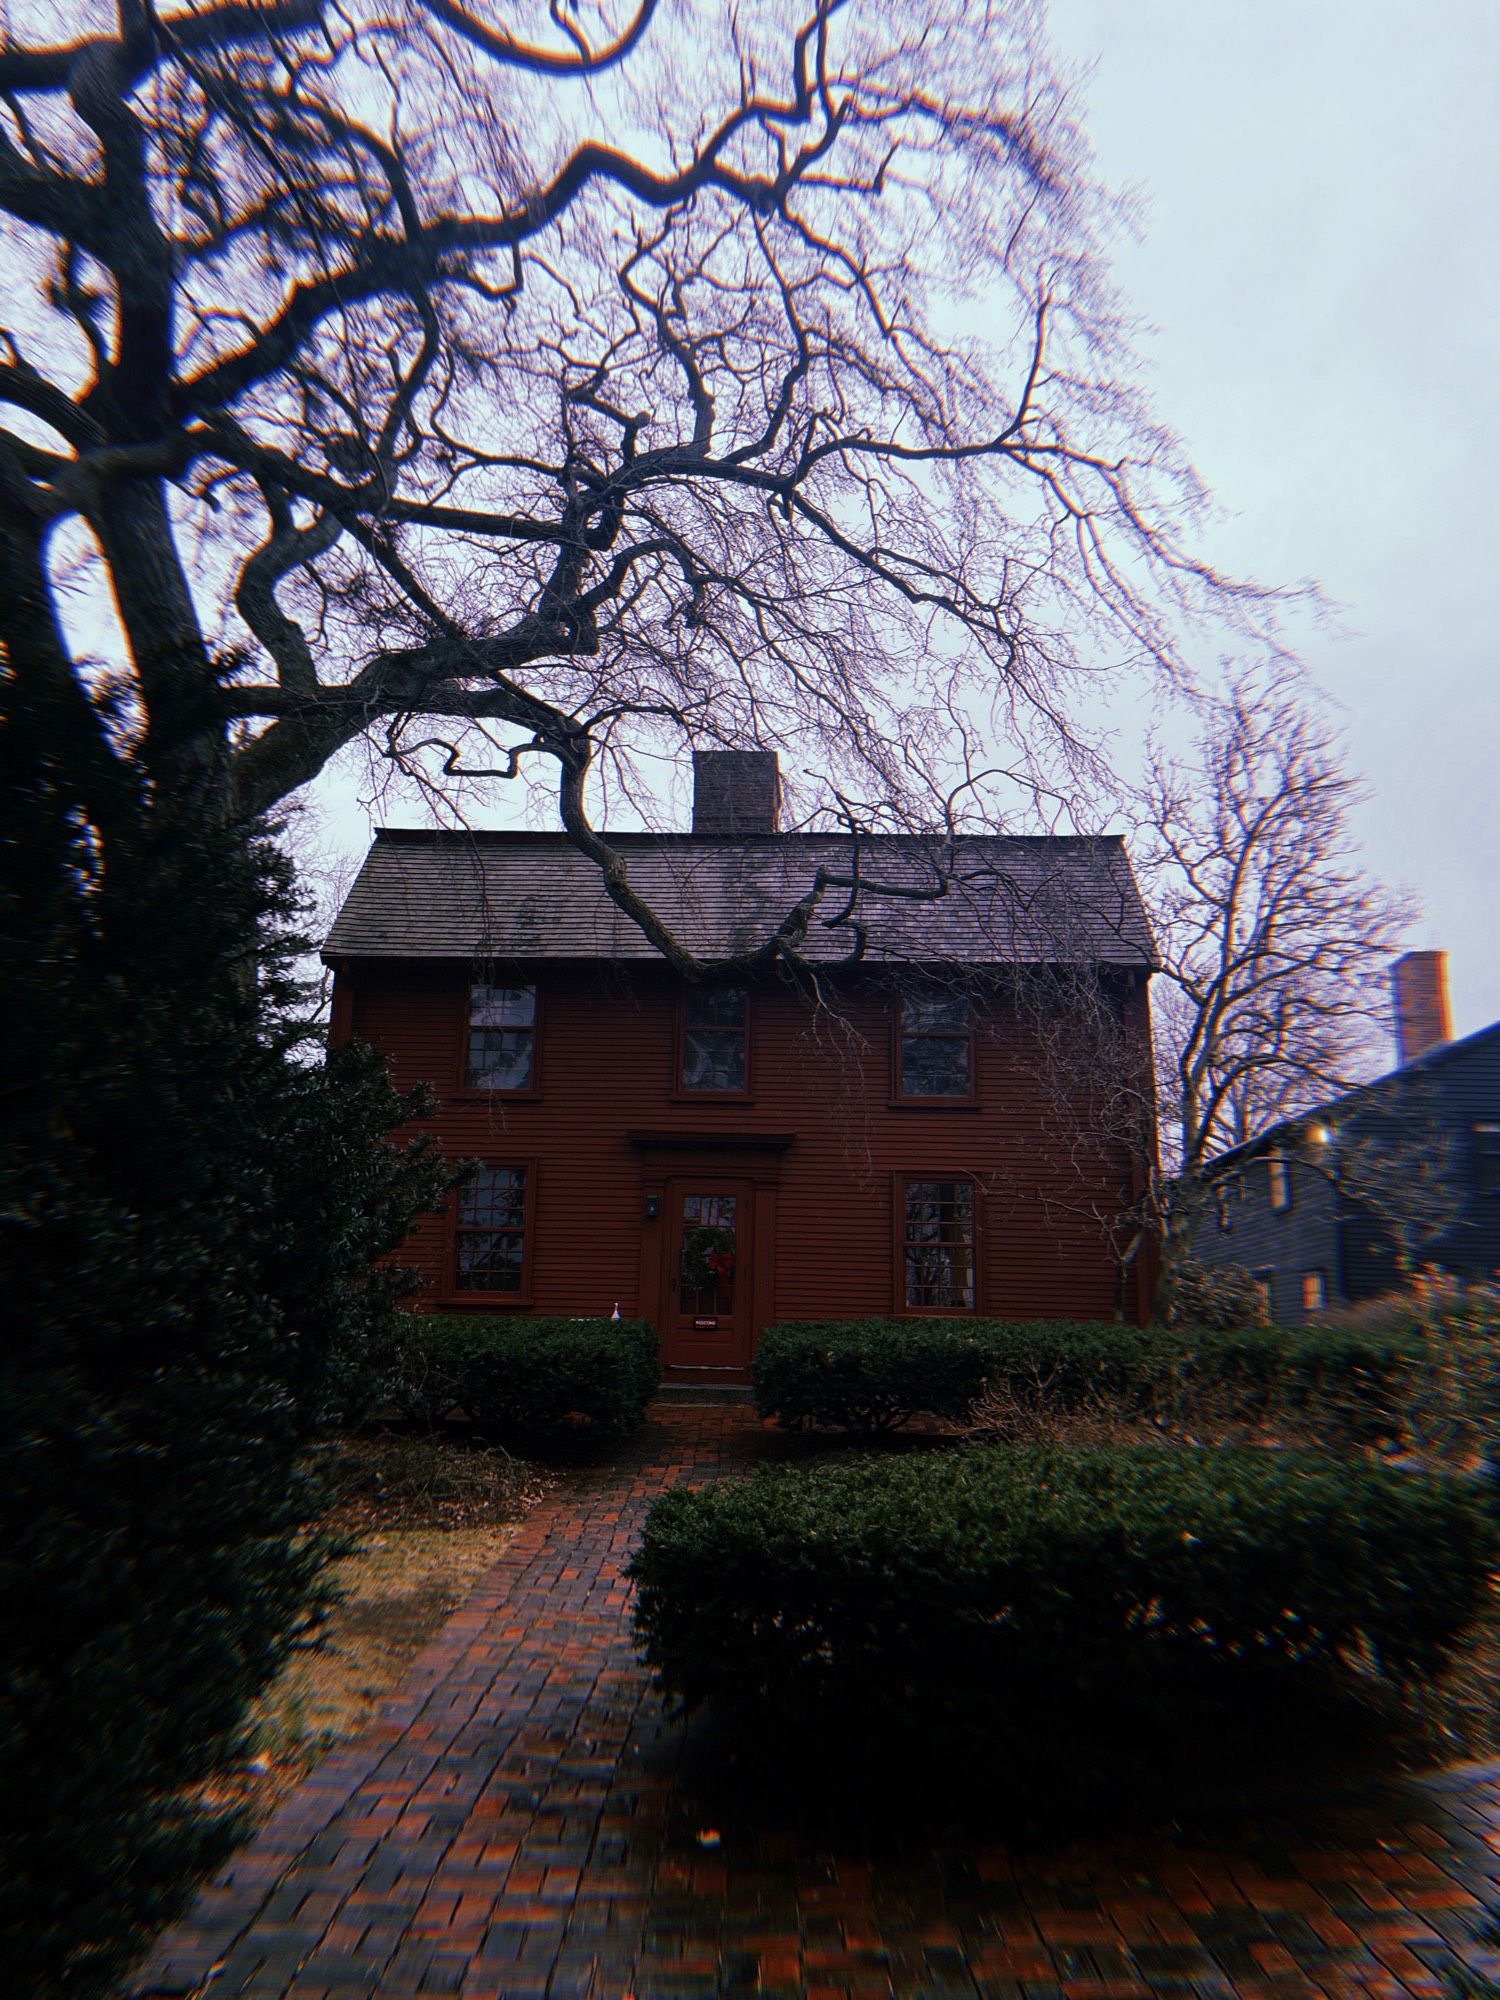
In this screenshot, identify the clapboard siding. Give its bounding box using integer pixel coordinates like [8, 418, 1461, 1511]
[338, 961, 1154, 1366]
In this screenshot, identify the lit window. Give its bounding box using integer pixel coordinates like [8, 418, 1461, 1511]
[454, 1167, 529, 1293]
[466, 983, 536, 1090]
[898, 990, 973, 1099]
[1301, 1268, 1328, 1314]
[1216, 1188, 1233, 1233]
[681, 987, 748, 1093]
[1267, 1151, 1293, 1212]
[902, 1178, 976, 1311]
[1251, 1269, 1273, 1320]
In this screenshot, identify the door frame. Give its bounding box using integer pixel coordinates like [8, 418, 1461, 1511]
[630, 1132, 788, 1383]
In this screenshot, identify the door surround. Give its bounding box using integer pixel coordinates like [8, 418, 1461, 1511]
[629, 1130, 789, 1382]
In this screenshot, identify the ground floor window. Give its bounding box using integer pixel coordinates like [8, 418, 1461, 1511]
[1301, 1267, 1328, 1313]
[454, 1166, 530, 1293]
[901, 1177, 975, 1311]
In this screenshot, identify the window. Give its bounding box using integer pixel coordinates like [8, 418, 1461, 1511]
[454, 1166, 530, 1293]
[1251, 1268, 1273, 1319]
[901, 1177, 976, 1312]
[897, 990, 974, 1100]
[1476, 1123, 1500, 1194]
[680, 987, 748, 1093]
[465, 983, 536, 1090]
[1267, 1150, 1293, 1212]
[1301, 1268, 1328, 1314]
[1216, 1184, 1233, 1233]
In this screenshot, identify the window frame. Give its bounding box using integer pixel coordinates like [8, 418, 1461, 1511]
[673, 983, 753, 1101]
[1475, 1122, 1500, 1195]
[1267, 1149, 1294, 1213]
[457, 976, 543, 1099]
[891, 986, 979, 1107]
[893, 1171, 980, 1317]
[448, 1159, 536, 1303]
[1301, 1268, 1328, 1314]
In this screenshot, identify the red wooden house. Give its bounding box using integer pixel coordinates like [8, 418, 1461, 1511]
[325, 754, 1157, 1384]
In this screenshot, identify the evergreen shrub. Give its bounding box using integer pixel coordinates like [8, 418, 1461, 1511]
[753, 1316, 1421, 1435]
[631, 1446, 1493, 1768]
[384, 1314, 658, 1452]
[1, 684, 449, 1993]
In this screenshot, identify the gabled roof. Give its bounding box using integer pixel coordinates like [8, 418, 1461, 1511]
[324, 829, 1156, 969]
[1202, 1017, 1500, 1177]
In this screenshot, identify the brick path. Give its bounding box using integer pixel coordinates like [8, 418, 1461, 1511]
[131, 1407, 1500, 2000]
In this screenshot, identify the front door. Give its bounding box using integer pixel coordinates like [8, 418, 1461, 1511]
[663, 1180, 753, 1375]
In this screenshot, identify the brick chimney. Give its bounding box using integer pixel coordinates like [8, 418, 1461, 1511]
[1392, 949, 1451, 1065]
[691, 750, 781, 835]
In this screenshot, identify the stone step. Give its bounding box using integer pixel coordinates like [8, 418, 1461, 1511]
[652, 1382, 757, 1405]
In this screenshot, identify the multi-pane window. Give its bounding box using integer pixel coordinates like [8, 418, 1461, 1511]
[898, 991, 973, 1099]
[1267, 1150, 1293, 1212]
[681, 987, 748, 1093]
[454, 1167, 528, 1292]
[902, 1178, 975, 1311]
[466, 983, 536, 1090]
[1301, 1268, 1328, 1313]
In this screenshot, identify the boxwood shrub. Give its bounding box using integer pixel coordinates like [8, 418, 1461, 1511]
[752, 1316, 1423, 1434]
[382, 1314, 658, 1453]
[631, 1446, 1493, 1766]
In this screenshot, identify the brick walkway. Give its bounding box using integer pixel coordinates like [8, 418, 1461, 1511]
[131, 1407, 1500, 2000]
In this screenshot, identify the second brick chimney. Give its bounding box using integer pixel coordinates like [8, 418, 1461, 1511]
[1393, 949, 1451, 1065]
[691, 750, 781, 835]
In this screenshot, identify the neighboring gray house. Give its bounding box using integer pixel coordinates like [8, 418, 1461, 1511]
[1190, 953, 1500, 1323]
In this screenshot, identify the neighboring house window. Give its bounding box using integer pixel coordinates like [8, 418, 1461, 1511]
[1267, 1150, 1293, 1212]
[454, 1166, 530, 1293]
[897, 989, 974, 1099]
[1476, 1123, 1500, 1193]
[466, 983, 536, 1090]
[901, 1177, 976, 1311]
[680, 987, 749, 1093]
[1301, 1268, 1328, 1313]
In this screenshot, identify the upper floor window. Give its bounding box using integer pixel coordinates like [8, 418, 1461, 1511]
[901, 1177, 976, 1312]
[897, 989, 974, 1100]
[466, 982, 536, 1090]
[680, 987, 749, 1093]
[1267, 1150, 1293, 1212]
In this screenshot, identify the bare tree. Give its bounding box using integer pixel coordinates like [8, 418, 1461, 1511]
[1133, 671, 1411, 1271]
[0, 0, 1287, 971]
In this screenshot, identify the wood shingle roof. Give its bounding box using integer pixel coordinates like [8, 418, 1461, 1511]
[324, 829, 1155, 968]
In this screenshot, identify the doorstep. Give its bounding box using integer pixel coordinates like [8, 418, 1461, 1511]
[652, 1383, 758, 1405]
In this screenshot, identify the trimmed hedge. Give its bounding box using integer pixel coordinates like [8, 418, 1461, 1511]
[631, 1445, 1493, 1759]
[752, 1316, 1423, 1434]
[382, 1315, 658, 1453]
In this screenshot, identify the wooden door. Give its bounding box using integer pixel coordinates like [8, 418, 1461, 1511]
[663, 1179, 753, 1375]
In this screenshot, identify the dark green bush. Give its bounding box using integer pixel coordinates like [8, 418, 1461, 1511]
[384, 1314, 658, 1452]
[631, 1446, 1493, 1770]
[0, 718, 448, 1995]
[752, 1319, 996, 1431]
[753, 1316, 1422, 1436]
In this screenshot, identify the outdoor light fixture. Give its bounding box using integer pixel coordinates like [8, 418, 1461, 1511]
[643, 1194, 662, 1221]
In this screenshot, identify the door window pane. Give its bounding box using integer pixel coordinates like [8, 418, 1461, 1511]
[680, 1193, 738, 1315]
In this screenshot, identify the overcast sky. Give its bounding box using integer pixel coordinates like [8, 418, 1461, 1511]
[1046, 0, 1500, 1040]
